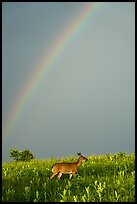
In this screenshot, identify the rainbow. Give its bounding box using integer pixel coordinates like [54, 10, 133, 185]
[3, 2, 103, 139]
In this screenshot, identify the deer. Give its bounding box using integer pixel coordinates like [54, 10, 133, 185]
[50, 153, 88, 180]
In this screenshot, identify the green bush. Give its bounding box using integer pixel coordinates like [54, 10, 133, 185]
[9, 149, 34, 162]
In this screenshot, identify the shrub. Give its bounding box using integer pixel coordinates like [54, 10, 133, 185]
[10, 149, 34, 162]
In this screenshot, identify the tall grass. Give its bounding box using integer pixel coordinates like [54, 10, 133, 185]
[2, 152, 135, 202]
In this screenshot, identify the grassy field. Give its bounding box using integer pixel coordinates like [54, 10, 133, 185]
[2, 152, 135, 202]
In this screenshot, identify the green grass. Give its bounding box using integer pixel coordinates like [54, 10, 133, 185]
[2, 152, 135, 202]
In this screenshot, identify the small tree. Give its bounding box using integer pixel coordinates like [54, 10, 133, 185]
[9, 149, 21, 161]
[10, 149, 34, 162]
[21, 149, 34, 161]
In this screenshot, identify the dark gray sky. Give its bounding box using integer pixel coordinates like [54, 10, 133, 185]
[2, 2, 135, 162]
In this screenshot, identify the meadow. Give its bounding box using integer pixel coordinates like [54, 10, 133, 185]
[2, 152, 135, 202]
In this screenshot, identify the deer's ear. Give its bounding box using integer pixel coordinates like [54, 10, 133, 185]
[77, 152, 81, 156]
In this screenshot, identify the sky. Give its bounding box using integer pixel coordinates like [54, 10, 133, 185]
[2, 2, 135, 162]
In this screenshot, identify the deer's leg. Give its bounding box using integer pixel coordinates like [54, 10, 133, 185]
[57, 172, 62, 180]
[72, 171, 77, 178]
[69, 174, 73, 179]
[50, 171, 58, 180]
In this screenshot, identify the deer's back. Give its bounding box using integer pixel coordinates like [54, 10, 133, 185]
[52, 162, 78, 173]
